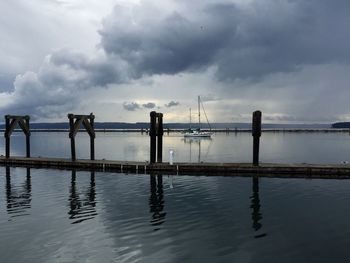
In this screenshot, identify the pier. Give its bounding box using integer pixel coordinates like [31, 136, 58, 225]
[1, 110, 350, 179]
[1, 157, 350, 179]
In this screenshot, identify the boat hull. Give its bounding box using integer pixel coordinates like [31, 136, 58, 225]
[184, 132, 212, 138]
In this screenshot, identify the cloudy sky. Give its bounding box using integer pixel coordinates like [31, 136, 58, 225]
[0, 0, 349, 123]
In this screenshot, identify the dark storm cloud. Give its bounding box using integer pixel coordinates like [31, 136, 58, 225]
[0, 49, 129, 118]
[165, 101, 180, 108]
[142, 102, 156, 109]
[100, 2, 238, 78]
[123, 102, 141, 111]
[2, 0, 350, 120]
[100, 0, 350, 81]
[49, 49, 128, 87]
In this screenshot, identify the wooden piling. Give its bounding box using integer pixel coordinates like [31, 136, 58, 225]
[157, 113, 163, 163]
[4, 115, 31, 158]
[69, 115, 76, 161]
[68, 113, 95, 161]
[252, 111, 262, 166]
[149, 111, 164, 164]
[150, 111, 157, 163]
[5, 116, 10, 158]
[90, 114, 95, 160]
[25, 117, 30, 158]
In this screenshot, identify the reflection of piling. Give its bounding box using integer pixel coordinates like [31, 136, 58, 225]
[68, 170, 97, 224]
[250, 176, 266, 238]
[5, 167, 32, 216]
[149, 111, 163, 164]
[149, 174, 166, 229]
[252, 111, 262, 166]
[251, 176, 262, 231]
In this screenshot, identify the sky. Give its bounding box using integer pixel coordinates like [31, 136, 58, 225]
[0, 0, 349, 123]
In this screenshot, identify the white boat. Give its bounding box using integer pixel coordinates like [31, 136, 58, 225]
[184, 128, 212, 138]
[184, 96, 212, 138]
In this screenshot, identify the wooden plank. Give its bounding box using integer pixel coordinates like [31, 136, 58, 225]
[1, 156, 350, 178]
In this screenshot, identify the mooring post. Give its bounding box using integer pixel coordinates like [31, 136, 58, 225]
[5, 115, 10, 158]
[252, 111, 262, 166]
[4, 115, 31, 158]
[157, 113, 163, 163]
[25, 116, 30, 158]
[150, 111, 157, 163]
[68, 114, 76, 161]
[68, 113, 96, 161]
[90, 113, 95, 161]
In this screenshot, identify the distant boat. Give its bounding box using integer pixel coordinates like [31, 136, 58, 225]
[184, 96, 212, 138]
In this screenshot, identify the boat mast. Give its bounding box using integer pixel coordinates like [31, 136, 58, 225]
[198, 95, 201, 129]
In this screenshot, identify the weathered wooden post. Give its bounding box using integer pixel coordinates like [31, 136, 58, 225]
[68, 113, 96, 161]
[4, 115, 31, 158]
[157, 113, 163, 163]
[25, 117, 30, 158]
[149, 111, 164, 164]
[68, 114, 76, 161]
[252, 111, 262, 166]
[89, 113, 95, 160]
[150, 111, 157, 163]
[5, 116, 10, 158]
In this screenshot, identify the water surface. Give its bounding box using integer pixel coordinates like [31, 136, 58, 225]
[1, 167, 350, 262]
[1, 132, 350, 164]
[2, 132, 350, 262]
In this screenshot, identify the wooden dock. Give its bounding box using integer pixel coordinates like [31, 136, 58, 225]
[1, 156, 350, 179]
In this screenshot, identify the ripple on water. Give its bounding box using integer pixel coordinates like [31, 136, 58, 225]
[2, 169, 350, 262]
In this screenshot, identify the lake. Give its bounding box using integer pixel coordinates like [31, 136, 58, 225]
[1, 132, 350, 262]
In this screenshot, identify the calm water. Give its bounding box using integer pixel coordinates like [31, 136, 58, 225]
[1, 167, 350, 262]
[1, 133, 350, 262]
[1, 131, 350, 163]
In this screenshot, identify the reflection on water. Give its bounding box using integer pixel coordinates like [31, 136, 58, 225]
[3, 168, 350, 262]
[250, 176, 267, 238]
[149, 174, 166, 230]
[5, 167, 32, 218]
[68, 170, 97, 224]
[4, 132, 350, 163]
[183, 137, 213, 162]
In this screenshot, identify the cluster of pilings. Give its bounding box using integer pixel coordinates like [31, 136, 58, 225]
[148, 110, 262, 165]
[3, 111, 263, 166]
[4, 113, 96, 161]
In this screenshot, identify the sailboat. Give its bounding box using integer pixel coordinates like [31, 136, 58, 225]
[184, 96, 212, 138]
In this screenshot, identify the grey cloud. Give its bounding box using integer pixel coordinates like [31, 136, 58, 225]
[100, 0, 350, 81]
[49, 49, 128, 87]
[123, 102, 141, 111]
[0, 73, 16, 92]
[165, 101, 180, 108]
[142, 102, 156, 109]
[200, 94, 221, 102]
[2, 0, 350, 121]
[100, 2, 236, 78]
[0, 49, 128, 118]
